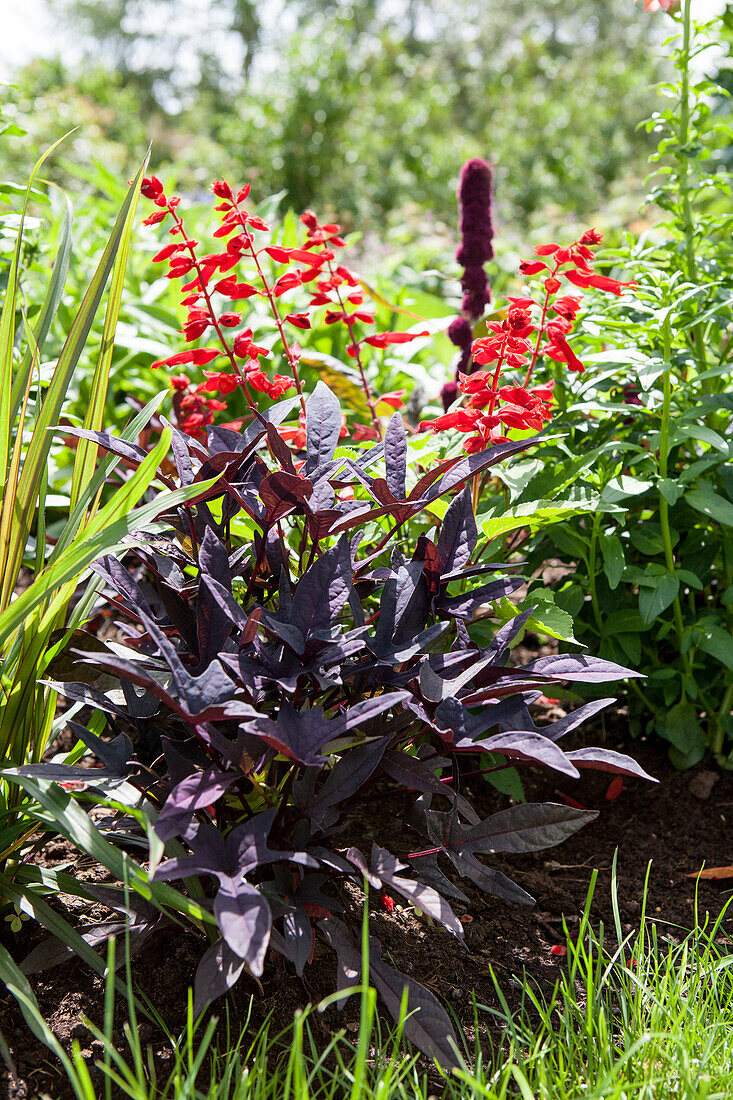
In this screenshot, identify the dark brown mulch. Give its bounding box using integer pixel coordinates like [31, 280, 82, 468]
[2, 732, 732, 1099]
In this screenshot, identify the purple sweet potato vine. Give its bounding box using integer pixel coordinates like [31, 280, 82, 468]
[33, 381, 653, 1066]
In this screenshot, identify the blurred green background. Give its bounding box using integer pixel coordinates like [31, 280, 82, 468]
[1, 0, 687, 235]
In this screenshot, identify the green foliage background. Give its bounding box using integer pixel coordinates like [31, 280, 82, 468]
[3, 0, 667, 229]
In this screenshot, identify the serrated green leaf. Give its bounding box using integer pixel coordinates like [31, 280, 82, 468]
[522, 600, 578, 644]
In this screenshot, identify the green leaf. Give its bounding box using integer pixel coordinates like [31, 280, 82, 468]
[629, 527, 666, 556]
[548, 525, 589, 561]
[639, 573, 679, 625]
[521, 600, 579, 644]
[0, 151, 150, 612]
[672, 424, 729, 454]
[483, 761, 526, 803]
[634, 356, 667, 390]
[0, 943, 76, 1082]
[599, 531, 624, 589]
[617, 632, 641, 664]
[696, 624, 733, 670]
[9, 187, 74, 426]
[685, 489, 733, 528]
[657, 477, 684, 506]
[0, 134, 72, 483]
[603, 609, 644, 634]
[70, 155, 147, 510]
[600, 476, 653, 506]
[480, 498, 597, 543]
[656, 700, 705, 762]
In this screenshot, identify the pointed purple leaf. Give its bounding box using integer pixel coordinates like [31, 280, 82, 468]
[156, 768, 239, 842]
[305, 381, 342, 475]
[368, 940, 461, 1069]
[371, 844, 464, 939]
[456, 731, 580, 778]
[290, 536, 353, 640]
[193, 938, 246, 1017]
[454, 802, 598, 855]
[436, 486, 477, 573]
[564, 748, 658, 781]
[384, 412, 407, 500]
[523, 655, 641, 682]
[214, 878, 271, 977]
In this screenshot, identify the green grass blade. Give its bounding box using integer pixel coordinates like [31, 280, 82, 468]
[0, 428, 205, 650]
[9, 186, 74, 425]
[0, 776, 216, 929]
[0, 942, 80, 1088]
[70, 155, 147, 512]
[0, 134, 73, 485]
[0, 152, 149, 613]
[49, 390, 168, 564]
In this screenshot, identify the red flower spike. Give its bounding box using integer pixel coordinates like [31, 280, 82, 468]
[211, 180, 234, 200]
[351, 424, 380, 441]
[285, 313, 311, 329]
[565, 270, 636, 295]
[198, 371, 240, 396]
[246, 215, 270, 232]
[214, 278, 258, 299]
[142, 211, 167, 226]
[152, 243, 184, 263]
[150, 348, 222, 370]
[247, 371, 295, 398]
[519, 260, 547, 275]
[141, 176, 165, 200]
[378, 390, 406, 409]
[272, 271, 302, 296]
[363, 330, 429, 348]
[264, 246, 293, 264]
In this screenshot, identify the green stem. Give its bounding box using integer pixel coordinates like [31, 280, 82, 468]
[677, 0, 709, 383]
[659, 317, 691, 679]
[711, 683, 733, 757]
[588, 513, 604, 636]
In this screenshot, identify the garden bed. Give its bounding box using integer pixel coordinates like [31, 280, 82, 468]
[3, 729, 731, 1100]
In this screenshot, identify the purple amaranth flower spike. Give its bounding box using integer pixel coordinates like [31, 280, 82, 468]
[444, 157, 494, 411]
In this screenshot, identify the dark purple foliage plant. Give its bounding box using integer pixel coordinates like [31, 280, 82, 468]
[29, 386, 651, 1066]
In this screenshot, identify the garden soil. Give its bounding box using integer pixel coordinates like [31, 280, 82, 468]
[3, 729, 733, 1099]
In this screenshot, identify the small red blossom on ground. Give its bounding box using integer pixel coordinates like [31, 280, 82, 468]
[380, 892, 396, 913]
